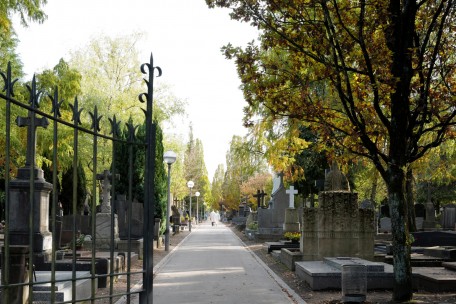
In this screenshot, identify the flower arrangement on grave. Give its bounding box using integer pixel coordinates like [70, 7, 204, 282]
[75, 234, 85, 249]
[284, 231, 301, 242]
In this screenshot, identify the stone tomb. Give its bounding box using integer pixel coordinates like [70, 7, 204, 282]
[296, 256, 456, 292]
[441, 204, 456, 230]
[295, 257, 394, 290]
[301, 191, 375, 261]
[0, 271, 93, 302]
[256, 173, 289, 239]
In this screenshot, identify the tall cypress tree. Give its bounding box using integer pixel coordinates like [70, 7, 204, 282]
[59, 161, 87, 215]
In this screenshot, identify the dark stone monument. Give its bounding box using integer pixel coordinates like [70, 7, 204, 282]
[257, 172, 289, 239]
[253, 190, 267, 209]
[9, 110, 53, 262]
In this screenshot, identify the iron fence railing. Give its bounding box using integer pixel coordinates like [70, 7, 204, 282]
[0, 54, 159, 303]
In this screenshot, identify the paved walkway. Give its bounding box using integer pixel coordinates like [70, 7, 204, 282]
[151, 222, 304, 304]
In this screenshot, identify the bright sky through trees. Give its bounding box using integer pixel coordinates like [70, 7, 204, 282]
[13, 0, 258, 179]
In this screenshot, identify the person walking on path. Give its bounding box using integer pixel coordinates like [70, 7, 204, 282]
[209, 210, 219, 226]
[152, 222, 304, 304]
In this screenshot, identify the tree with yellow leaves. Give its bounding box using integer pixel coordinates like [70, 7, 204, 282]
[206, 0, 456, 301]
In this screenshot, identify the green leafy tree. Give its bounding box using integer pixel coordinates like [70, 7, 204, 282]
[163, 135, 189, 202]
[210, 164, 225, 211]
[206, 1, 456, 300]
[183, 126, 211, 213]
[222, 135, 269, 211]
[1, 0, 47, 35]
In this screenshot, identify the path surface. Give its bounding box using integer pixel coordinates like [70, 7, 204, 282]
[152, 222, 304, 304]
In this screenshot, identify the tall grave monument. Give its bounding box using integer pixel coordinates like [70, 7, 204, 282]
[95, 170, 120, 250]
[301, 162, 375, 260]
[256, 173, 289, 239]
[9, 109, 53, 262]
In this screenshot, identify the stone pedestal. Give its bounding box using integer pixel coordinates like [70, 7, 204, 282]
[8, 167, 53, 261]
[1, 246, 30, 304]
[301, 191, 375, 261]
[95, 213, 119, 250]
[283, 208, 300, 232]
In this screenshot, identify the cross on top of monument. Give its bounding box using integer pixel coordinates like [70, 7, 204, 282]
[96, 170, 120, 213]
[16, 110, 49, 168]
[253, 189, 267, 208]
[286, 185, 298, 209]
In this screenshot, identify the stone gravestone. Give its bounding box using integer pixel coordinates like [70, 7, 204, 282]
[415, 203, 425, 230]
[257, 173, 289, 239]
[360, 199, 374, 210]
[441, 204, 456, 230]
[283, 186, 300, 233]
[379, 217, 392, 233]
[423, 201, 436, 230]
[115, 194, 128, 239]
[95, 170, 120, 250]
[301, 162, 375, 261]
[9, 110, 53, 262]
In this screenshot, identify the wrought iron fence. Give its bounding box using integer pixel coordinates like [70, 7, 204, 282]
[0, 54, 160, 303]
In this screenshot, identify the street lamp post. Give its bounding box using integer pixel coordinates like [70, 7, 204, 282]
[187, 180, 194, 232]
[195, 191, 200, 224]
[163, 151, 177, 252]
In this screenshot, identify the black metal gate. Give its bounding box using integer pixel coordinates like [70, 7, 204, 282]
[0, 54, 160, 303]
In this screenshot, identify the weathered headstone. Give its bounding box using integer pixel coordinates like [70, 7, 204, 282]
[95, 170, 120, 250]
[379, 217, 392, 233]
[423, 202, 436, 230]
[441, 204, 456, 230]
[301, 191, 375, 260]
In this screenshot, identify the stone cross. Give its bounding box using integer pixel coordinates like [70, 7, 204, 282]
[253, 190, 267, 208]
[16, 111, 49, 168]
[96, 170, 118, 213]
[286, 186, 298, 209]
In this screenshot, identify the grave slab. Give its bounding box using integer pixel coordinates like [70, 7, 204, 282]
[265, 241, 300, 253]
[0, 271, 93, 302]
[295, 257, 456, 292]
[413, 267, 456, 292]
[295, 257, 395, 290]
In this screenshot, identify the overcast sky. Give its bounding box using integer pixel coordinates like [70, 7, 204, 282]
[14, 0, 258, 180]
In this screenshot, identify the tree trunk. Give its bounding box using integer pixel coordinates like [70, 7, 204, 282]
[388, 164, 413, 301]
[406, 168, 416, 232]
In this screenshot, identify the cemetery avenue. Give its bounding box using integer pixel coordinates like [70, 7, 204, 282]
[152, 222, 303, 304]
